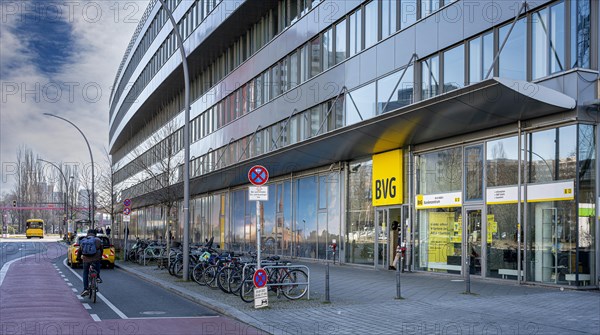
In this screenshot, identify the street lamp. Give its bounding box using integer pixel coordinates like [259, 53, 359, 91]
[38, 158, 69, 236]
[157, 0, 191, 280]
[43, 113, 95, 228]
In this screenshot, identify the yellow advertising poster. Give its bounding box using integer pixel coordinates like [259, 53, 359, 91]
[372, 150, 403, 206]
[428, 212, 454, 263]
[487, 214, 496, 244]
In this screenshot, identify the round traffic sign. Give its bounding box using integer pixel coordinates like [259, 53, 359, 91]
[123, 207, 131, 215]
[124, 199, 132, 207]
[248, 165, 269, 186]
[253, 268, 268, 288]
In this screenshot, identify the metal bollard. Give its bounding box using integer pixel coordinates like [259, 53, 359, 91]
[325, 261, 330, 303]
[395, 263, 402, 299]
[465, 258, 471, 294]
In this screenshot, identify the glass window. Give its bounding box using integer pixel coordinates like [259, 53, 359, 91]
[420, 0, 439, 18]
[469, 31, 494, 84]
[465, 145, 483, 201]
[381, 0, 398, 40]
[421, 54, 439, 100]
[296, 176, 318, 259]
[558, 125, 577, 180]
[310, 36, 321, 77]
[528, 129, 556, 183]
[347, 159, 374, 265]
[322, 28, 334, 71]
[416, 207, 462, 273]
[290, 50, 299, 88]
[376, 65, 414, 114]
[578, 124, 596, 286]
[417, 147, 463, 194]
[499, 17, 526, 80]
[346, 81, 376, 126]
[401, 0, 417, 29]
[364, 1, 378, 49]
[571, 0, 591, 68]
[349, 9, 362, 57]
[300, 44, 310, 83]
[443, 44, 464, 92]
[335, 20, 347, 64]
[532, 2, 566, 79]
[486, 136, 520, 187]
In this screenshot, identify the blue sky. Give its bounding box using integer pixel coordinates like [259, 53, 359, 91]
[0, 0, 141, 196]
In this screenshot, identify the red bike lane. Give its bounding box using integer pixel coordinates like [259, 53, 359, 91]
[0, 244, 264, 335]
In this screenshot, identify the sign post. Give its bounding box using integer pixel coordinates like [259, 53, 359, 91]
[248, 165, 269, 309]
[123, 199, 131, 261]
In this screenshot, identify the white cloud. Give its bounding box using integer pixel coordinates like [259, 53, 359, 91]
[0, 1, 144, 195]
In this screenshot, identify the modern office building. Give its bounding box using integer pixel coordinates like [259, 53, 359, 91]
[110, 0, 599, 287]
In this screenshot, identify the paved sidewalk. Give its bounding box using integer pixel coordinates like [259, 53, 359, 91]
[117, 260, 600, 335]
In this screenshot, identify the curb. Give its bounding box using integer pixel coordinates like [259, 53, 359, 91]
[115, 262, 275, 334]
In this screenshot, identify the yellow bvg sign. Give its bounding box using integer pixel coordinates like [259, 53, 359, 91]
[372, 149, 403, 206]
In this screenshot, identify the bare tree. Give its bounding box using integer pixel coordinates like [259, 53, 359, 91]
[96, 148, 118, 231]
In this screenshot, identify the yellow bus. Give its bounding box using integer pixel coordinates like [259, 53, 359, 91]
[26, 219, 44, 239]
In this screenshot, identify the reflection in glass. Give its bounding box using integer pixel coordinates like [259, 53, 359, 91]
[417, 147, 462, 194]
[486, 136, 520, 187]
[346, 82, 376, 126]
[335, 20, 347, 64]
[578, 124, 596, 285]
[421, 55, 439, 100]
[364, 1, 378, 49]
[381, 0, 397, 40]
[377, 66, 414, 114]
[349, 10, 362, 57]
[465, 145, 483, 201]
[570, 0, 591, 68]
[296, 176, 317, 258]
[347, 160, 374, 265]
[532, 2, 565, 79]
[499, 18, 526, 80]
[487, 204, 520, 279]
[443, 44, 464, 92]
[416, 208, 462, 273]
[401, 0, 417, 29]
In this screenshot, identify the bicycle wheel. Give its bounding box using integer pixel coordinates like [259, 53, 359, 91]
[239, 279, 255, 303]
[203, 265, 219, 289]
[192, 262, 206, 285]
[281, 269, 308, 300]
[89, 276, 97, 303]
[217, 267, 232, 293]
[228, 266, 244, 295]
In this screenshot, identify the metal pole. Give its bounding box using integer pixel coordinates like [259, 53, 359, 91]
[157, 0, 191, 281]
[517, 121, 522, 284]
[43, 113, 95, 228]
[395, 264, 402, 299]
[325, 261, 330, 303]
[256, 201, 261, 269]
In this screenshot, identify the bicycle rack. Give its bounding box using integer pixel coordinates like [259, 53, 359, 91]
[241, 262, 310, 300]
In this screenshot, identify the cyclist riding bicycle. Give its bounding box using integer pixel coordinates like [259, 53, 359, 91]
[78, 229, 103, 296]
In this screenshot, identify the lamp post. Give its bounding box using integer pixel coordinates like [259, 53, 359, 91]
[43, 113, 95, 228]
[156, 0, 191, 280]
[38, 159, 69, 236]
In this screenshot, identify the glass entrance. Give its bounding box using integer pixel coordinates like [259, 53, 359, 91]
[375, 207, 403, 269]
[464, 207, 483, 275]
[375, 208, 389, 268]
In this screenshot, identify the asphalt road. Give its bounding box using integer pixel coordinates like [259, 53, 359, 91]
[0, 239, 261, 334]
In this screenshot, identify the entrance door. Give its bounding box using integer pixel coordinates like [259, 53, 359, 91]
[464, 207, 483, 275]
[375, 208, 389, 268]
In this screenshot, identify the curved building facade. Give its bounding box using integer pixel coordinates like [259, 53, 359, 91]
[110, 0, 600, 287]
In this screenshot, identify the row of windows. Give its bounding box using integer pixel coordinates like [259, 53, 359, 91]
[116, 0, 593, 198]
[420, 0, 591, 100]
[113, 0, 458, 159]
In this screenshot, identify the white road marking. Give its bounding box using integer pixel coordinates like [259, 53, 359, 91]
[72, 288, 78, 292]
[62, 258, 128, 319]
[82, 303, 91, 310]
[91, 314, 101, 322]
[67, 283, 73, 287]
